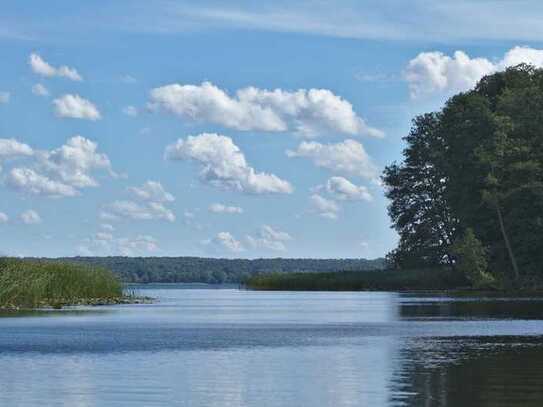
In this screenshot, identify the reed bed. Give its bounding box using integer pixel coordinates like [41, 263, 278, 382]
[0, 258, 124, 309]
[245, 268, 468, 291]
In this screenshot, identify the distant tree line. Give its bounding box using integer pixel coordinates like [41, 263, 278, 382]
[34, 257, 387, 284]
[383, 65, 543, 288]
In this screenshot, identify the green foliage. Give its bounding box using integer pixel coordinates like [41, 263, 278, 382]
[245, 268, 468, 291]
[34, 257, 387, 284]
[0, 258, 123, 309]
[383, 113, 458, 269]
[383, 64, 543, 287]
[451, 229, 496, 289]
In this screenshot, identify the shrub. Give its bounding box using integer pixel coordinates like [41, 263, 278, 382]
[451, 228, 497, 289]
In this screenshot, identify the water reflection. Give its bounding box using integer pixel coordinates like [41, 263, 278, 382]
[0, 288, 542, 406]
[394, 337, 543, 407]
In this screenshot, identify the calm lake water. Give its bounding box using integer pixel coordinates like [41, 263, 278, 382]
[1, 286, 543, 406]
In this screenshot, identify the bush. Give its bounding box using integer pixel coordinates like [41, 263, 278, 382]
[451, 229, 497, 289]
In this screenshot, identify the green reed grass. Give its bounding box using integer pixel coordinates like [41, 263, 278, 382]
[0, 258, 124, 309]
[245, 268, 469, 291]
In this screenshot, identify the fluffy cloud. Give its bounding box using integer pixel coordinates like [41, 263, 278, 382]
[29, 53, 82, 81]
[0, 138, 34, 176]
[286, 139, 377, 180]
[0, 92, 10, 104]
[53, 94, 101, 120]
[310, 194, 339, 219]
[128, 181, 175, 202]
[165, 133, 293, 194]
[149, 81, 383, 138]
[208, 203, 243, 214]
[32, 83, 49, 97]
[102, 200, 175, 222]
[36, 136, 113, 188]
[2, 136, 113, 197]
[205, 231, 245, 253]
[6, 167, 79, 197]
[20, 209, 41, 225]
[0, 139, 34, 159]
[322, 176, 372, 201]
[0, 212, 8, 223]
[246, 225, 292, 251]
[405, 46, 543, 98]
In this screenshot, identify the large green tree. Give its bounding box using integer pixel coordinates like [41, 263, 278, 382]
[383, 113, 458, 269]
[384, 64, 543, 285]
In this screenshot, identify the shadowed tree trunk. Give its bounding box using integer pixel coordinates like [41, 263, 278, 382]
[495, 202, 520, 281]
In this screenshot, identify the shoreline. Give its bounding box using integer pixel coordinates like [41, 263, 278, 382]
[0, 296, 154, 312]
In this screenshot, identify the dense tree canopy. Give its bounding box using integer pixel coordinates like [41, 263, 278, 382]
[384, 64, 543, 286]
[32, 257, 387, 284]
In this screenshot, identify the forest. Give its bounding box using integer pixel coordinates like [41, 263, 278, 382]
[383, 64, 543, 288]
[33, 256, 388, 284]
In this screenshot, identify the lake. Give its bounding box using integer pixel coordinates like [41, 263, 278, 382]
[1, 286, 543, 406]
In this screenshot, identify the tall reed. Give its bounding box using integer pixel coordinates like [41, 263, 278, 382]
[0, 258, 123, 308]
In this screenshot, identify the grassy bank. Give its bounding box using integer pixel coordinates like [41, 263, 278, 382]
[0, 258, 130, 310]
[245, 268, 469, 291]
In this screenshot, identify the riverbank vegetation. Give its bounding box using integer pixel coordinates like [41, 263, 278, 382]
[245, 268, 468, 291]
[0, 258, 127, 310]
[382, 64, 543, 290]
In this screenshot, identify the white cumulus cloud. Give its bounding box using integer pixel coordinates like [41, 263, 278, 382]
[0, 212, 8, 223]
[20, 209, 41, 225]
[323, 176, 372, 201]
[287, 139, 377, 180]
[246, 225, 292, 251]
[29, 53, 82, 81]
[310, 194, 339, 220]
[405, 46, 543, 98]
[103, 200, 175, 222]
[208, 203, 243, 214]
[36, 135, 113, 188]
[32, 83, 49, 97]
[6, 167, 79, 197]
[205, 231, 245, 253]
[0, 139, 34, 159]
[2, 136, 113, 198]
[165, 133, 293, 194]
[128, 181, 175, 203]
[53, 94, 101, 120]
[149, 81, 382, 138]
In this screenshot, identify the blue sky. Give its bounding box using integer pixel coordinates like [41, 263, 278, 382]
[1, 0, 543, 258]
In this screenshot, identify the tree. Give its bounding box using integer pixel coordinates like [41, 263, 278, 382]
[383, 113, 458, 269]
[384, 65, 543, 286]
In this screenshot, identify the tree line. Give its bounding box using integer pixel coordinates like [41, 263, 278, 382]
[383, 64, 543, 288]
[35, 256, 387, 284]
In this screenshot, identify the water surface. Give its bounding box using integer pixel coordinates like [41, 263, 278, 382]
[1, 287, 543, 406]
